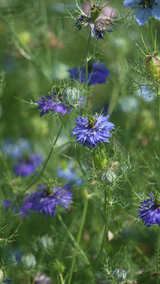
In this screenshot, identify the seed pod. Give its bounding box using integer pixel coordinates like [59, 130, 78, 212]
[146, 53, 160, 82]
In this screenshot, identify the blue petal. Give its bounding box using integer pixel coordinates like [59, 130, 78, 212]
[136, 8, 151, 25]
[152, 6, 160, 20]
[123, 0, 139, 7]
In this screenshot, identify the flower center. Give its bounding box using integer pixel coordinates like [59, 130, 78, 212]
[90, 4, 102, 21]
[88, 117, 96, 128]
[139, 0, 156, 8]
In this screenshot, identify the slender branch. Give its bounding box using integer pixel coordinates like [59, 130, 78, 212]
[67, 190, 89, 284]
[26, 122, 63, 190]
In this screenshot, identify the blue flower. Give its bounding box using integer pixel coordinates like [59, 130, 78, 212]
[136, 85, 155, 102]
[137, 193, 160, 226]
[72, 114, 114, 147]
[68, 62, 110, 86]
[3, 200, 11, 210]
[0, 139, 30, 159]
[123, 0, 160, 25]
[36, 94, 68, 117]
[13, 154, 43, 177]
[19, 184, 73, 217]
[57, 167, 82, 186]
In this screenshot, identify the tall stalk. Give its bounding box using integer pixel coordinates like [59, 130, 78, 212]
[67, 189, 89, 284]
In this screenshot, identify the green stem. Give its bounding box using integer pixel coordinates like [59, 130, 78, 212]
[67, 190, 89, 284]
[59, 273, 65, 284]
[96, 186, 111, 259]
[85, 32, 91, 87]
[26, 122, 63, 189]
[156, 228, 160, 273]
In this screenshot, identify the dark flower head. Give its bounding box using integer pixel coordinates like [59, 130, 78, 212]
[72, 114, 114, 147]
[123, 0, 160, 25]
[137, 193, 160, 226]
[14, 154, 43, 177]
[19, 184, 73, 217]
[69, 62, 110, 86]
[75, 1, 117, 39]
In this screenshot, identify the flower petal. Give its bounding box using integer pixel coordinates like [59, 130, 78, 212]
[136, 8, 151, 25]
[152, 6, 160, 20]
[123, 0, 139, 7]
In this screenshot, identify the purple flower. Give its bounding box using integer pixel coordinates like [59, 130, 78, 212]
[13, 154, 43, 177]
[3, 200, 11, 209]
[137, 193, 160, 226]
[36, 94, 68, 117]
[76, 2, 117, 39]
[72, 114, 114, 147]
[123, 0, 160, 25]
[19, 184, 73, 217]
[69, 62, 110, 86]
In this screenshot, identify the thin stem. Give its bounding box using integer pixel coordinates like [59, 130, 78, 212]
[96, 186, 111, 259]
[67, 190, 89, 284]
[85, 32, 91, 87]
[156, 228, 160, 274]
[26, 122, 63, 189]
[59, 273, 65, 284]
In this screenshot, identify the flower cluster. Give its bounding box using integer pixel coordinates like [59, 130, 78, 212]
[72, 114, 114, 147]
[69, 62, 110, 86]
[137, 194, 160, 226]
[19, 184, 73, 217]
[14, 154, 43, 177]
[76, 2, 117, 39]
[123, 0, 160, 25]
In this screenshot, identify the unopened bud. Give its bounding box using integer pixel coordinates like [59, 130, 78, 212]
[0, 269, 4, 282]
[146, 53, 160, 83]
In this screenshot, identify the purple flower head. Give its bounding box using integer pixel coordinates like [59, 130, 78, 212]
[137, 193, 160, 226]
[72, 114, 114, 147]
[36, 87, 85, 117]
[19, 184, 73, 217]
[36, 93, 68, 117]
[13, 154, 43, 177]
[123, 0, 160, 25]
[69, 62, 110, 86]
[3, 200, 11, 209]
[76, 2, 117, 39]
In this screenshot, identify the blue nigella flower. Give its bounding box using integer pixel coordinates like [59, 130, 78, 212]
[57, 167, 82, 186]
[19, 184, 73, 217]
[13, 154, 43, 177]
[68, 62, 110, 86]
[136, 85, 156, 102]
[137, 193, 160, 226]
[72, 114, 114, 147]
[123, 0, 160, 25]
[0, 139, 30, 159]
[36, 94, 68, 117]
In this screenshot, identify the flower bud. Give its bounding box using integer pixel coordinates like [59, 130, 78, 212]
[0, 269, 4, 282]
[146, 53, 160, 83]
